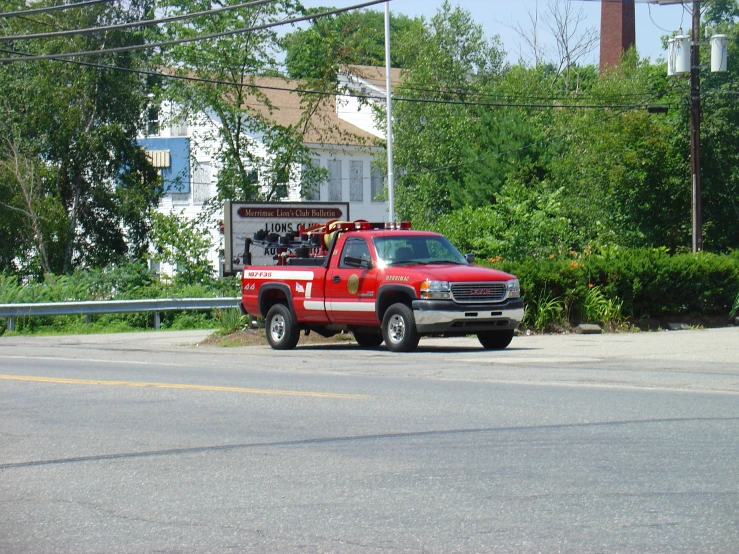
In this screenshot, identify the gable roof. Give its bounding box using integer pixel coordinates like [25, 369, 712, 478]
[341, 64, 405, 91]
[239, 75, 379, 148]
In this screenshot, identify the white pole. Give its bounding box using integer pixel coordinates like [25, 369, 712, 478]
[384, 1, 395, 222]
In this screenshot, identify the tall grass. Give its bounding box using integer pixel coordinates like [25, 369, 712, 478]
[582, 285, 625, 328]
[524, 292, 565, 331]
[212, 308, 248, 335]
[731, 291, 739, 319]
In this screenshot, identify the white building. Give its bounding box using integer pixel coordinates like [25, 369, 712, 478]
[140, 66, 402, 276]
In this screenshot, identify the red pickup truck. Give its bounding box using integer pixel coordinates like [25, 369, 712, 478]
[240, 221, 523, 352]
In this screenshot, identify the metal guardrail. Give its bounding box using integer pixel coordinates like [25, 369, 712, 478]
[0, 298, 241, 331]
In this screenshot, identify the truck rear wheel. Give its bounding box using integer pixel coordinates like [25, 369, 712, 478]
[353, 331, 384, 348]
[265, 304, 300, 350]
[382, 303, 420, 353]
[477, 330, 514, 350]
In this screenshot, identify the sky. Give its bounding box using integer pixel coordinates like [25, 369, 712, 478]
[300, 0, 692, 66]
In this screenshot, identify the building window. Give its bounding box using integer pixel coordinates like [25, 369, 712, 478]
[170, 119, 188, 137]
[371, 165, 384, 202]
[273, 166, 289, 200]
[301, 157, 320, 200]
[146, 104, 160, 136]
[328, 159, 342, 201]
[171, 192, 190, 206]
[192, 163, 211, 204]
[350, 161, 364, 202]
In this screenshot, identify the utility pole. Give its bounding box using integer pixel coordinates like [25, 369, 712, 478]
[666, 0, 727, 252]
[690, 0, 702, 252]
[384, 1, 395, 222]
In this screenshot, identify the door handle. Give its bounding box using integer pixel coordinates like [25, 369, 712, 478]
[332, 276, 341, 283]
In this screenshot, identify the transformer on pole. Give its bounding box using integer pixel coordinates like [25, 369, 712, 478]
[666, 1, 728, 252]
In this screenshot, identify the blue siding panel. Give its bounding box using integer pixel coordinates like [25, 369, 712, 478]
[138, 137, 191, 193]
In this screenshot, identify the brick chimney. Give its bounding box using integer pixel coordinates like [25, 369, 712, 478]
[600, 0, 636, 72]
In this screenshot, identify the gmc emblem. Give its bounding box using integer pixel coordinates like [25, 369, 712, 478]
[470, 288, 491, 295]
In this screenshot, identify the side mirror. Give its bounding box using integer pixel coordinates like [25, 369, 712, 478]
[464, 253, 475, 264]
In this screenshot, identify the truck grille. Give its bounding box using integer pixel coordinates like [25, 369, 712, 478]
[451, 282, 507, 303]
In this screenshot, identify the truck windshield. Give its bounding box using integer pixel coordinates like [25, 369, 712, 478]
[373, 235, 468, 266]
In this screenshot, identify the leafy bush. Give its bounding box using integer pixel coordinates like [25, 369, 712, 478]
[431, 184, 576, 262]
[489, 247, 739, 325]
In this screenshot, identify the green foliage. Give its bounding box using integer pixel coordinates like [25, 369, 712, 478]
[0, 1, 162, 277]
[488, 248, 739, 326]
[0, 262, 241, 335]
[390, 2, 507, 226]
[391, 5, 739, 255]
[525, 292, 566, 332]
[149, 211, 214, 285]
[163, 311, 217, 331]
[282, 9, 422, 79]
[212, 308, 249, 335]
[581, 286, 625, 328]
[730, 291, 739, 318]
[431, 184, 575, 262]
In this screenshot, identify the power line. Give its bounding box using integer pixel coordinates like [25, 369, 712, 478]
[648, 3, 673, 33]
[0, 44, 667, 111]
[0, 0, 278, 42]
[0, 0, 112, 18]
[0, 0, 391, 62]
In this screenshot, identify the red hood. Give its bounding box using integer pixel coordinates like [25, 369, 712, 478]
[383, 263, 516, 282]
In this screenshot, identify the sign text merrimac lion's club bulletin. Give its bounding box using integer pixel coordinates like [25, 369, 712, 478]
[223, 202, 349, 275]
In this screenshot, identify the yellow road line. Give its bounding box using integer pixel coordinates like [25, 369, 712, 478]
[0, 374, 371, 399]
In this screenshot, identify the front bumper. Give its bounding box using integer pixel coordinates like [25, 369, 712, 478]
[412, 298, 524, 334]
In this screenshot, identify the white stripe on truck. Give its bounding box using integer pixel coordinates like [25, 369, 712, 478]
[303, 301, 377, 312]
[243, 270, 314, 280]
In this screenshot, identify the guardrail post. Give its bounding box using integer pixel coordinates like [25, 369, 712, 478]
[154, 311, 161, 330]
[7, 316, 14, 332]
[85, 315, 91, 325]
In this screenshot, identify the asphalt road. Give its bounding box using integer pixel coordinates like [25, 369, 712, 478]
[1, 328, 738, 553]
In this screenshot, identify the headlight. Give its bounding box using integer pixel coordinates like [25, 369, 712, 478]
[420, 279, 451, 300]
[507, 279, 521, 298]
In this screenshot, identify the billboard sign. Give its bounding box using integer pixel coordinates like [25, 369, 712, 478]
[223, 202, 350, 275]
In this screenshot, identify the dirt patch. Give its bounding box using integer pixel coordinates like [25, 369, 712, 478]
[198, 328, 353, 347]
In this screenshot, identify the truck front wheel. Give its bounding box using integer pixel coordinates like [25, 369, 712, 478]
[265, 304, 300, 350]
[477, 330, 514, 350]
[382, 303, 420, 352]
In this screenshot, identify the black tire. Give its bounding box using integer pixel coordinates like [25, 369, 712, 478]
[265, 304, 300, 350]
[477, 329, 514, 350]
[382, 303, 420, 352]
[353, 331, 384, 348]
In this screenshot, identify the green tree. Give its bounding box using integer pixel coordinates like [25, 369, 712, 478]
[282, 8, 422, 80]
[149, 211, 213, 285]
[390, 1, 508, 226]
[0, 0, 161, 276]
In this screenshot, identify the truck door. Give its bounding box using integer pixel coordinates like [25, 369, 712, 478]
[326, 236, 379, 325]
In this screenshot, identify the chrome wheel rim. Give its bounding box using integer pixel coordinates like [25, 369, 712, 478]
[270, 314, 286, 342]
[388, 314, 406, 344]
